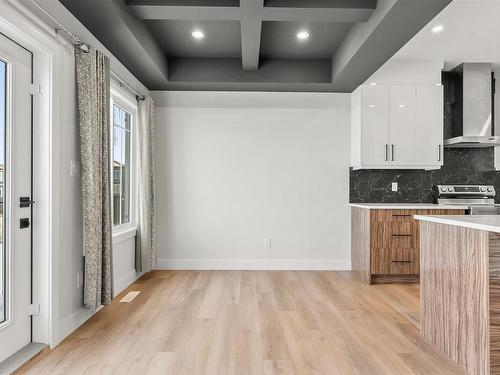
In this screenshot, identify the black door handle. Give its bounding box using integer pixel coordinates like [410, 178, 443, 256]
[19, 197, 35, 208]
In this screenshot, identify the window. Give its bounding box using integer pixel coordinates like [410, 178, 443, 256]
[111, 90, 136, 228]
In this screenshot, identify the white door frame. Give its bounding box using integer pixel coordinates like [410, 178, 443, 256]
[0, 1, 58, 347]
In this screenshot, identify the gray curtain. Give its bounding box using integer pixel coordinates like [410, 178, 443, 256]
[136, 97, 156, 272]
[75, 48, 113, 310]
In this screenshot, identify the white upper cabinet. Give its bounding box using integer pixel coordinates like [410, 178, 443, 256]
[389, 85, 416, 166]
[351, 84, 443, 170]
[361, 85, 389, 166]
[415, 85, 444, 166]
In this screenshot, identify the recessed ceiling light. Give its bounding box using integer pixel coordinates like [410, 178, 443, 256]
[369, 104, 376, 108]
[370, 82, 377, 86]
[435, 83, 442, 86]
[192, 30, 205, 40]
[432, 25, 444, 33]
[297, 31, 310, 40]
[398, 104, 406, 108]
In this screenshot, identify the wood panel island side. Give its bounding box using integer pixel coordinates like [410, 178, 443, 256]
[416, 215, 500, 375]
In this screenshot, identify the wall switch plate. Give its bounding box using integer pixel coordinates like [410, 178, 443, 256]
[264, 238, 272, 249]
[391, 182, 398, 192]
[70, 161, 80, 177]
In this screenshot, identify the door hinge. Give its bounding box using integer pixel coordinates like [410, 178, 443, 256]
[28, 303, 41, 316]
[29, 83, 42, 96]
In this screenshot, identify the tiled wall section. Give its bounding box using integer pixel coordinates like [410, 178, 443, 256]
[350, 148, 500, 203]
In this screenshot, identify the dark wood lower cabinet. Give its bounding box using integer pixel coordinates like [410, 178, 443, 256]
[351, 207, 465, 284]
[371, 222, 419, 248]
[371, 248, 419, 275]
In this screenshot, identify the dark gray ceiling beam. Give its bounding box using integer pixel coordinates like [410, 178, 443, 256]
[168, 58, 331, 83]
[331, 0, 452, 91]
[263, 0, 377, 8]
[127, 6, 241, 20]
[59, 0, 168, 87]
[125, 0, 238, 5]
[156, 81, 340, 92]
[129, 5, 373, 22]
[262, 8, 373, 22]
[240, 0, 263, 70]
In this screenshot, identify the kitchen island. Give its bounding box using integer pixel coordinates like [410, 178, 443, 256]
[415, 215, 500, 375]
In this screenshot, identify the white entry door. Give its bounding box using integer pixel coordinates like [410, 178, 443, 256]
[0, 33, 33, 363]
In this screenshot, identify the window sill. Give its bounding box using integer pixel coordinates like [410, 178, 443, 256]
[112, 226, 137, 244]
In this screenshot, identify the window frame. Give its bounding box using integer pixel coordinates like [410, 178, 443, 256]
[110, 85, 138, 235]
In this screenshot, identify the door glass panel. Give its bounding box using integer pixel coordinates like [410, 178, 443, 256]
[0, 60, 6, 324]
[112, 104, 131, 226]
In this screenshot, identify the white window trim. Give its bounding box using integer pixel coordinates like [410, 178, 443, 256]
[110, 83, 138, 236]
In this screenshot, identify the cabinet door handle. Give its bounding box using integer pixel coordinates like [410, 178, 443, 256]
[391, 144, 395, 161]
[385, 144, 389, 161]
[392, 234, 412, 237]
[392, 260, 411, 264]
[438, 145, 441, 161]
[391, 214, 412, 218]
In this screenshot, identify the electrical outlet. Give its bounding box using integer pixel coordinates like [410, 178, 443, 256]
[391, 182, 398, 192]
[76, 272, 84, 288]
[264, 238, 272, 249]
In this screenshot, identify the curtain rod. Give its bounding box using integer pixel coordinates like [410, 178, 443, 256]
[31, 0, 89, 52]
[31, 0, 146, 101]
[111, 71, 146, 101]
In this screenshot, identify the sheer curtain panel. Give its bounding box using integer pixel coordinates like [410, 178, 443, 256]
[136, 96, 156, 272]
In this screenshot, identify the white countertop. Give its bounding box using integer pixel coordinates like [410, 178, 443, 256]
[415, 215, 500, 233]
[349, 203, 468, 210]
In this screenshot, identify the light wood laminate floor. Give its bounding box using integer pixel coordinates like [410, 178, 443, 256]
[16, 271, 464, 374]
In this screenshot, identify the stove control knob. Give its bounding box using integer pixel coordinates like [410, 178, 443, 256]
[481, 187, 487, 192]
[440, 187, 447, 192]
[488, 187, 494, 192]
[448, 187, 454, 192]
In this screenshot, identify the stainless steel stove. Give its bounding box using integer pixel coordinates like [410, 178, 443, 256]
[434, 184, 500, 215]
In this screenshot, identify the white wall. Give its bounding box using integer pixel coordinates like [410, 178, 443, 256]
[153, 91, 351, 270]
[113, 233, 138, 297]
[365, 59, 444, 86]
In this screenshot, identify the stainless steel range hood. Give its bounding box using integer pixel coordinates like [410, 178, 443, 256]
[443, 63, 499, 148]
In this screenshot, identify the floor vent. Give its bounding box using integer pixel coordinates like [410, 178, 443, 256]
[119, 291, 140, 303]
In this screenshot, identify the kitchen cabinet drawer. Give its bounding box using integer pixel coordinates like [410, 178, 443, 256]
[371, 248, 419, 275]
[372, 209, 419, 222]
[371, 209, 465, 222]
[371, 222, 419, 248]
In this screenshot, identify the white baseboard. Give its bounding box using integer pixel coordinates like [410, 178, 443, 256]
[52, 270, 140, 348]
[113, 269, 141, 298]
[53, 307, 97, 348]
[155, 258, 351, 271]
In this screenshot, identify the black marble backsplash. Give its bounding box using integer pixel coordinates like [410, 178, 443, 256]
[350, 148, 500, 203]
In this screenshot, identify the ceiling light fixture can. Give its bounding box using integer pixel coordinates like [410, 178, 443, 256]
[192, 30, 205, 39]
[297, 31, 309, 40]
[432, 25, 444, 33]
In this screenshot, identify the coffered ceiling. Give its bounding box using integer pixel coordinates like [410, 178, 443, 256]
[58, 0, 453, 92]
